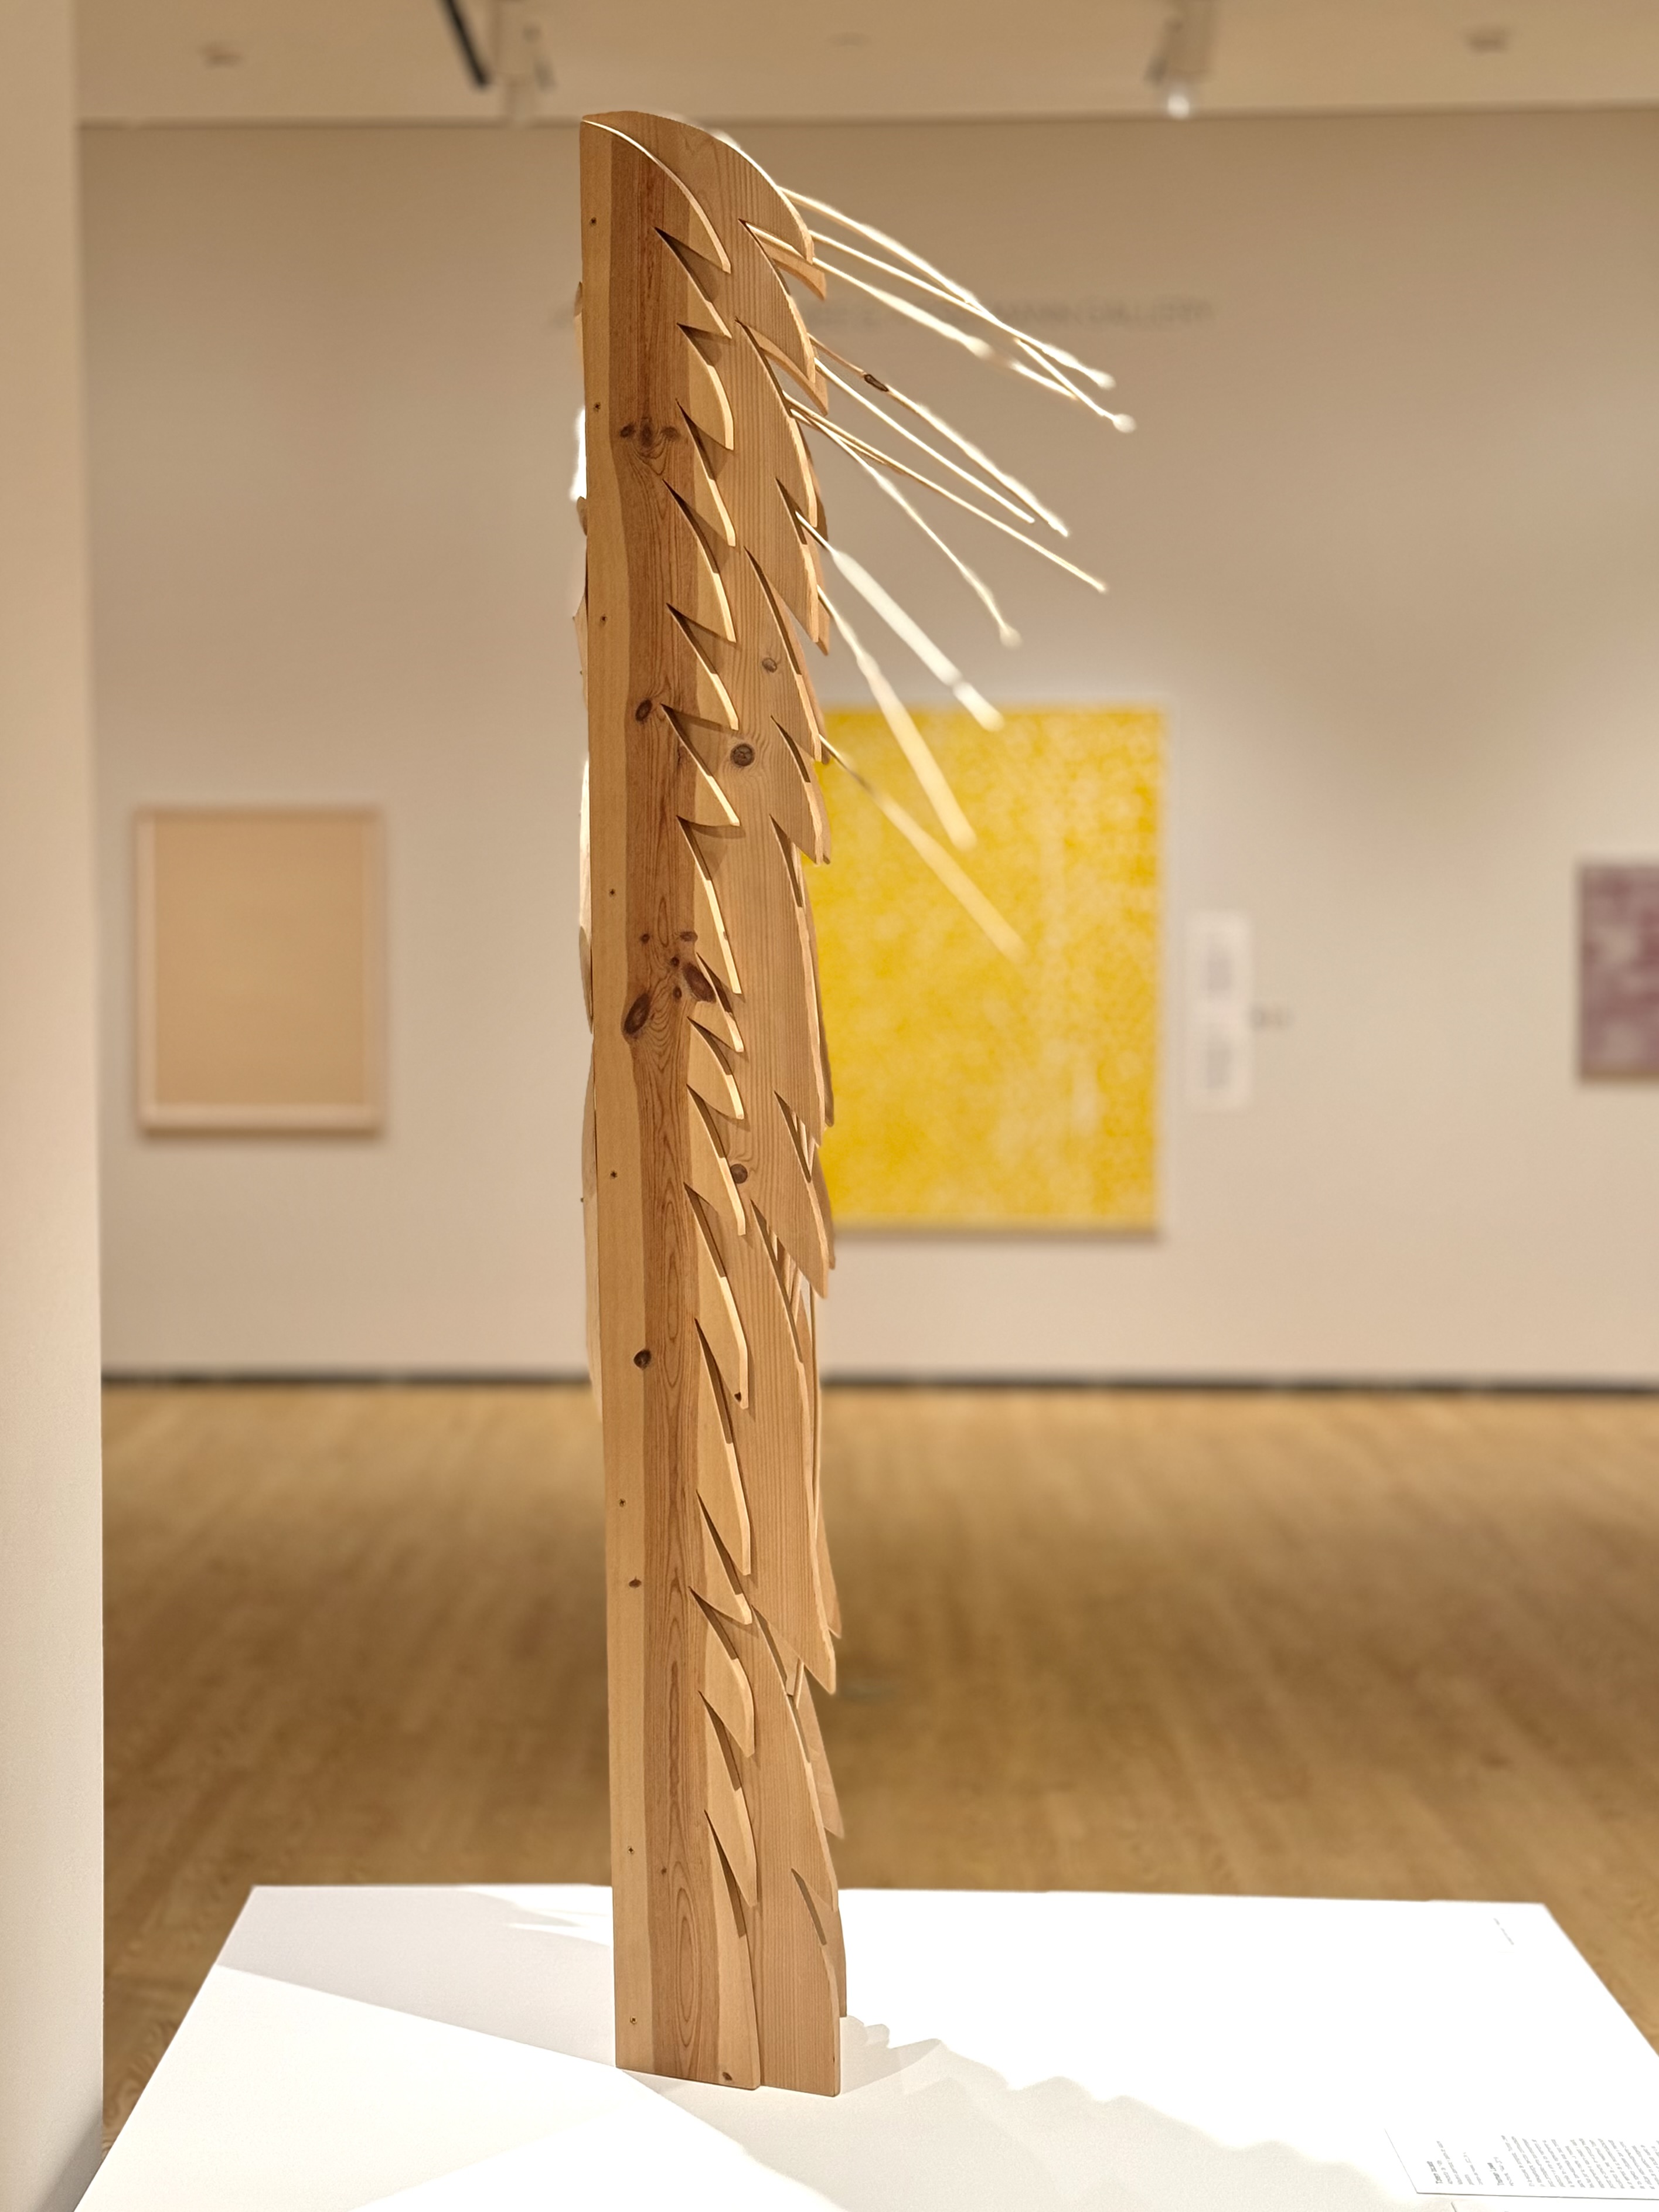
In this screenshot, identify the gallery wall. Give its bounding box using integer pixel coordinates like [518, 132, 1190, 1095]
[1, 5, 107, 2206]
[84, 108, 1659, 1382]
[86, 125, 589, 1373]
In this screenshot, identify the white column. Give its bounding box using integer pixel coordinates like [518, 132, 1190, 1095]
[0, 1, 107, 2207]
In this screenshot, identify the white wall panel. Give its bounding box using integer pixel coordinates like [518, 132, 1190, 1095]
[1, 5, 106, 2204]
[85, 111, 1659, 1381]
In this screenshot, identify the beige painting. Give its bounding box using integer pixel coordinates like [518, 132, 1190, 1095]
[136, 808, 384, 1133]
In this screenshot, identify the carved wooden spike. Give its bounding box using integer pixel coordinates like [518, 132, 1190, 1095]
[580, 111, 844, 2095]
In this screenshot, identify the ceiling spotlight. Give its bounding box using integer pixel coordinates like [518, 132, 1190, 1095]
[435, 0, 558, 119]
[495, 0, 556, 122]
[1147, 0, 1217, 118]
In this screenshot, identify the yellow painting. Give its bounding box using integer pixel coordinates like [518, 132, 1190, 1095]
[812, 706, 1161, 1229]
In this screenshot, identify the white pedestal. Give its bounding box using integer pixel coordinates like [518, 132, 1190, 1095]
[83, 1887, 1659, 2210]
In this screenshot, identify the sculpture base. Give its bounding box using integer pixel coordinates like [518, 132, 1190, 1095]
[86, 1884, 1659, 2209]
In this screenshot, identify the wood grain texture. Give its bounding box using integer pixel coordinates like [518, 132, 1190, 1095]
[579, 111, 844, 2090]
[104, 1382, 1659, 2141]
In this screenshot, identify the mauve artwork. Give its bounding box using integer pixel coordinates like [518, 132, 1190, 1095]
[1580, 864, 1659, 1079]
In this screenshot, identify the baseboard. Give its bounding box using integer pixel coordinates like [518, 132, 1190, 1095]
[101, 1368, 1659, 1395]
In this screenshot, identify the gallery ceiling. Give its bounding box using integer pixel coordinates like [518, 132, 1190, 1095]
[77, 0, 1659, 125]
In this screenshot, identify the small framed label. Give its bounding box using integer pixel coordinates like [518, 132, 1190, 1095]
[1188, 909, 1252, 1111]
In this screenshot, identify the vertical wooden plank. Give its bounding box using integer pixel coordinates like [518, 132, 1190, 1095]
[580, 111, 845, 2094]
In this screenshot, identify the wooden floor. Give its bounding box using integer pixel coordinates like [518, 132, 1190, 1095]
[104, 1382, 1659, 2136]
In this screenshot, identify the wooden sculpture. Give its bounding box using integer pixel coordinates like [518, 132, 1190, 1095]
[578, 111, 844, 2097]
[577, 110, 1127, 2095]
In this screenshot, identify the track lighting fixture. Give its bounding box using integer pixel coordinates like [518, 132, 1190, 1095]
[435, 0, 556, 118]
[1147, 0, 1218, 117]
